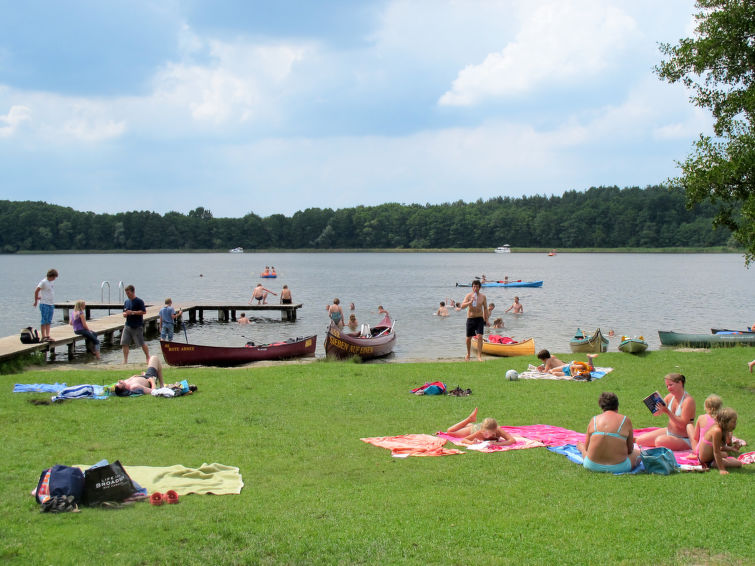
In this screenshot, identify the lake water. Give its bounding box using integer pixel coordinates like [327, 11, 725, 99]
[2, 252, 753, 365]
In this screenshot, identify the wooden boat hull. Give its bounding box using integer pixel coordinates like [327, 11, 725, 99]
[618, 338, 648, 354]
[471, 337, 535, 357]
[456, 281, 543, 288]
[570, 328, 609, 353]
[324, 319, 395, 360]
[160, 335, 317, 366]
[659, 331, 755, 348]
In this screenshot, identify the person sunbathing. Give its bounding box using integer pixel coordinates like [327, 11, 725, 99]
[549, 354, 598, 378]
[113, 356, 164, 396]
[577, 392, 640, 473]
[442, 408, 515, 446]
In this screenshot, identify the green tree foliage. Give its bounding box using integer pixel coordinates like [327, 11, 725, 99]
[656, 0, 755, 264]
[0, 186, 735, 252]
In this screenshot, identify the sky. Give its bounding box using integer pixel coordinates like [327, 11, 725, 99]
[0, 0, 707, 218]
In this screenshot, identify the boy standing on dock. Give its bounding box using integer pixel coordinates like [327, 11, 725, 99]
[121, 284, 149, 364]
[33, 269, 58, 342]
[158, 298, 181, 342]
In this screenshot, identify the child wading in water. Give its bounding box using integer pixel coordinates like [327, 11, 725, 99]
[688, 394, 722, 455]
[697, 408, 742, 475]
[443, 408, 515, 446]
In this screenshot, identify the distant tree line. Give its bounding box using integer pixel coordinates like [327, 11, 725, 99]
[0, 186, 736, 252]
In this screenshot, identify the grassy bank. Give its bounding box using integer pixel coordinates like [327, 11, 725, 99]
[1, 349, 753, 565]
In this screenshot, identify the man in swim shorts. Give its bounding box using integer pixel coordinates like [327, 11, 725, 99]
[121, 284, 150, 364]
[456, 280, 488, 361]
[113, 356, 164, 396]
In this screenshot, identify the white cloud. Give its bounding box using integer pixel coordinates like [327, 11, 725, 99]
[439, 0, 638, 106]
[0, 104, 31, 137]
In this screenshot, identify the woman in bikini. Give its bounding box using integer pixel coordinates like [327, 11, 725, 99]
[328, 298, 345, 328]
[636, 373, 696, 450]
[577, 392, 640, 473]
[442, 408, 515, 446]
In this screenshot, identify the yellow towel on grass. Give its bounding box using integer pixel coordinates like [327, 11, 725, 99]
[78, 462, 243, 496]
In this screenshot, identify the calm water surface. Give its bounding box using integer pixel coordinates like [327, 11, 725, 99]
[2, 252, 753, 365]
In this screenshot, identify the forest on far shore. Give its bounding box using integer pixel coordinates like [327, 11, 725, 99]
[0, 185, 736, 252]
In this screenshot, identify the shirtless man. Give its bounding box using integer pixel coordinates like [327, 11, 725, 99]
[238, 313, 250, 325]
[250, 283, 276, 305]
[456, 280, 488, 361]
[113, 356, 164, 396]
[435, 301, 449, 317]
[505, 296, 523, 314]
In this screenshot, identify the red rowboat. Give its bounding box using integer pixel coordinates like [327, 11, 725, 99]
[324, 316, 396, 360]
[160, 335, 317, 366]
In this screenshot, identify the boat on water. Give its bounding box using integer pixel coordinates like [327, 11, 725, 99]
[456, 280, 543, 288]
[548, 249, 557, 256]
[471, 337, 535, 357]
[160, 335, 317, 366]
[570, 328, 609, 353]
[260, 272, 277, 278]
[324, 315, 396, 360]
[618, 336, 648, 354]
[494, 245, 511, 253]
[229, 247, 244, 253]
[659, 330, 755, 348]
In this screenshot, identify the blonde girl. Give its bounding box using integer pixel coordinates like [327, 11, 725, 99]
[688, 394, 722, 454]
[697, 408, 742, 474]
[443, 408, 515, 446]
[70, 300, 101, 360]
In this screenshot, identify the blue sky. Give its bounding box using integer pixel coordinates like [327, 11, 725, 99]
[0, 0, 705, 218]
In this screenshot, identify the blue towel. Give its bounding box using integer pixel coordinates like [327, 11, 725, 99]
[14, 383, 67, 393]
[547, 444, 643, 475]
[51, 384, 108, 402]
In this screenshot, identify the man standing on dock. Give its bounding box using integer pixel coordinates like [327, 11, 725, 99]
[121, 284, 149, 364]
[33, 269, 58, 342]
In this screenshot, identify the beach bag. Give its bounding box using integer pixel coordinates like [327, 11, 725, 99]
[20, 326, 40, 344]
[640, 447, 679, 475]
[83, 460, 136, 505]
[36, 465, 85, 504]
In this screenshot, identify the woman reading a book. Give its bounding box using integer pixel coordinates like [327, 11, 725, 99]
[636, 373, 696, 450]
[577, 392, 640, 473]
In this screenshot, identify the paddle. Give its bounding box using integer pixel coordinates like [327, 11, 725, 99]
[182, 321, 189, 344]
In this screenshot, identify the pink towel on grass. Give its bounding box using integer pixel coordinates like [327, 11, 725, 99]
[361, 434, 463, 457]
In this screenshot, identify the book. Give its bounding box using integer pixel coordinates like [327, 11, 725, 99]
[643, 391, 666, 414]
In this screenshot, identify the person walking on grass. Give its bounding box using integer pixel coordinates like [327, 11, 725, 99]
[33, 269, 58, 342]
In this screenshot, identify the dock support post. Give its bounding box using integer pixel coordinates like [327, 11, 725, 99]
[231, 309, 237, 321]
[189, 309, 196, 323]
[67, 343, 74, 361]
[62, 308, 70, 323]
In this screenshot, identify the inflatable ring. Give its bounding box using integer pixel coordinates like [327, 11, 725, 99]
[572, 361, 590, 376]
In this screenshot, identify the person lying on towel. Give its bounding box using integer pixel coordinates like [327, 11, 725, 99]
[577, 392, 640, 473]
[113, 356, 164, 396]
[443, 408, 515, 446]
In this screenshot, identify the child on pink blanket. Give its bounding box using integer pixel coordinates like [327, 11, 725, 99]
[443, 408, 515, 446]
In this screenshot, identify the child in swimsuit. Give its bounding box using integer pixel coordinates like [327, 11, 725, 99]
[442, 408, 515, 446]
[697, 408, 742, 474]
[688, 394, 722, 455]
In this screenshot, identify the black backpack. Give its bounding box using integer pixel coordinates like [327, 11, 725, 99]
[20, 327, 40, 344]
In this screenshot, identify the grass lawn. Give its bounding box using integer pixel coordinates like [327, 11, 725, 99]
[1, 349, 753, 565]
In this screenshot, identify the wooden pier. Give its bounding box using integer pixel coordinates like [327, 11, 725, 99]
[0, 301, 302, 363]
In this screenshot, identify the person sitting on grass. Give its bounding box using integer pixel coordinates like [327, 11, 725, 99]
[442, 408, 515, 446]
[688, 394, 722, 455]
[113, 356, 164, 396]
[636, 373, 696, 451]
[577, 392, 640, 474]
[697, 408, 742, 475]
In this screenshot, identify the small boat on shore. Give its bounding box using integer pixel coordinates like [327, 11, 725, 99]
[160, 335, 317, 366]
[494, 245, 511, 253]
[659, 330, 755, 348]
[324, 316, 396, 360]
[570, 328, 608, 353]
[471, 337, 535, 357]
[456, 280, 543, 288]
[229, 247, 244, 253]
[618, 336, 648, 354]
